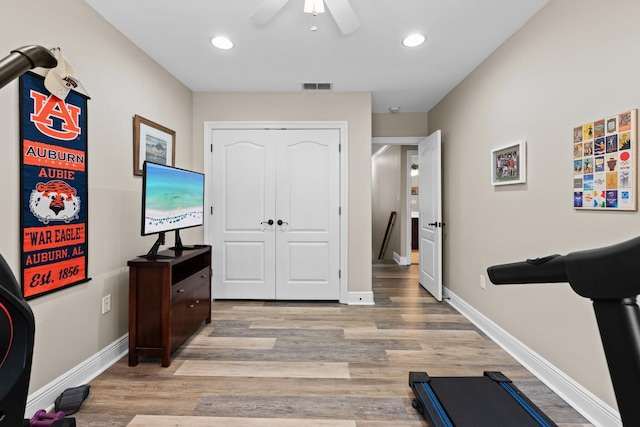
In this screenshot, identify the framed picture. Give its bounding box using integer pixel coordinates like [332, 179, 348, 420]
[491, 141, 526, 185]
[133, 114, 175, 176]
[573, 109, 637, 210]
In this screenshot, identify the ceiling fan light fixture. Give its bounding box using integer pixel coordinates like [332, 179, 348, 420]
[402, 33, 426, 48]
[210, 36, 234, 50]
[304, 0, 325, 15]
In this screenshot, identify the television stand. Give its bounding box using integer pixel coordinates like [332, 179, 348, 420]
[168, 229, 204, 251]
[127, 245, 211, 367]
[140, 232, 173, 259]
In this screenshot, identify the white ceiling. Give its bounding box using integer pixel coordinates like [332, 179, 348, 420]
[84, 0, 548, 113]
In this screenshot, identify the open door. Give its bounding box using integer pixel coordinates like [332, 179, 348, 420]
[418, 130, 443, 300]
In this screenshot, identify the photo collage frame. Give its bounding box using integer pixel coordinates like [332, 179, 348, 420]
[573, 109, 637, 211]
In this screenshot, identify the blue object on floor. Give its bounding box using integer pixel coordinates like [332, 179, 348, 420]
[409, 371, 557, 427]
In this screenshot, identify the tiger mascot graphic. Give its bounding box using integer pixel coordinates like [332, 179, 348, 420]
[29, 179, 81, 224]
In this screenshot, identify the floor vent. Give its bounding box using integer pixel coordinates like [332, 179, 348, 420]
[302, 82, 333, 91]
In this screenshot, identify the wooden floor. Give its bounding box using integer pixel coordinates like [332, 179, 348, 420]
[74, 261, 592, 426]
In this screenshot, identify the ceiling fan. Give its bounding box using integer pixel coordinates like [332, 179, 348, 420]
[251, 0, 361, 35]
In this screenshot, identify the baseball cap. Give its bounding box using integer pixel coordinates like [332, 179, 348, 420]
[44, 48, 80, 100]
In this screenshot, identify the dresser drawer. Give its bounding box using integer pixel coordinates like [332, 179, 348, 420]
[170, 280, 211, 351]
[172, 266, 210, 304]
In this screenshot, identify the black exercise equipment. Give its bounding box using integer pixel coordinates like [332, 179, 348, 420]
[0, 254, 36, 426]
[488, 235, 640, 426]
[0, 45, 57, 90]
[0, 45, 57, 426]
[409, 371, 556, 427]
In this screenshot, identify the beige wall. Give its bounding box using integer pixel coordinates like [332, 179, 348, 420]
[192, 92, 372, 293]
[372, 146, 402, 259]
[429, 0, 640, 408]
[372, 112, 428, 137]
[1, 0, 194, 393]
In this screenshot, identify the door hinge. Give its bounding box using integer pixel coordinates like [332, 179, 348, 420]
[338, 144, 341, 153]
[339, 269, 341, 278]
[210, 143, 213, 152]
[210, 206, 213, 215]
[339, 206, 341, 215]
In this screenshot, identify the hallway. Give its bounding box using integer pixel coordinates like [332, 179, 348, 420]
[73, 261, 590, 426]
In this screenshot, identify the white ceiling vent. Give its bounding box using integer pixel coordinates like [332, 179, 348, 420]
[302, 82, 333, 91]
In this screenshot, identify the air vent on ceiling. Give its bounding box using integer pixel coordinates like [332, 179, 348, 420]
[302, 82, 333, 91]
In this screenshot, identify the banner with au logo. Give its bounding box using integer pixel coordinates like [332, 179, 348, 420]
[19, 72, 90, 299]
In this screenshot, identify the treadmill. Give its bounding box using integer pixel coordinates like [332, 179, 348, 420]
[409, 370, 556, 427]
[411, 235, 640, 426]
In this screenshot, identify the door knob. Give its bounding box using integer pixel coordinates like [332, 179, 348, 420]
[277, 219, 289, 226]
[261, 219, 274, 225]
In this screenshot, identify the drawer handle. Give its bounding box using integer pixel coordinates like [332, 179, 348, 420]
[194, 299, 200, 304]
[177, 288, 185, 293]
[188, 304, 195, 308]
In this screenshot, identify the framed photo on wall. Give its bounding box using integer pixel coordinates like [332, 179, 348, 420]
[491, 141, 526, 186]
[133, 114, 175, 176]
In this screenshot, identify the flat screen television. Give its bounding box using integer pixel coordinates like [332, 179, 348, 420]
[141, 161, 205, 258]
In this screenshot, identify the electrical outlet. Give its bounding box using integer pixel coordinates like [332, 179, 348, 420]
[101, 294, 112, 314]
[480, 275, 486, 290]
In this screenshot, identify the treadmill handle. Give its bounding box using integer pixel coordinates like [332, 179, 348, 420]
[487, 254, 568, 285]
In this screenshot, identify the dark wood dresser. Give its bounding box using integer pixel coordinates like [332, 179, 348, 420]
[127, 246, 211, 367]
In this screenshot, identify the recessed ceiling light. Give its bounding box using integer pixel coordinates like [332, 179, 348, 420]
[211, 36, 234, 50]
[402, 33, 426, 48]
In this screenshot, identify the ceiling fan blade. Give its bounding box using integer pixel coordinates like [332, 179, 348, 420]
[323, 0, 360, 35]
[250, 0, 291, 25]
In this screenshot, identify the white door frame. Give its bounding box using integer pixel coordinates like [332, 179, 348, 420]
[204, 121, 348, 304]
[372, 137, 425, 265]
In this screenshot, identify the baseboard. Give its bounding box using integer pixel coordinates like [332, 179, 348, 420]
[347, 291, 375, 305]
[444, 288, 621, 427]
[392, 252, 410, 266]
[25, 334, 128, 418]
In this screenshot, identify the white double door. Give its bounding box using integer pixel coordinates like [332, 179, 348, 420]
[212, 129, 340, 300]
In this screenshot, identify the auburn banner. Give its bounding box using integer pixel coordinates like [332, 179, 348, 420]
[19, 72, 90, 299]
